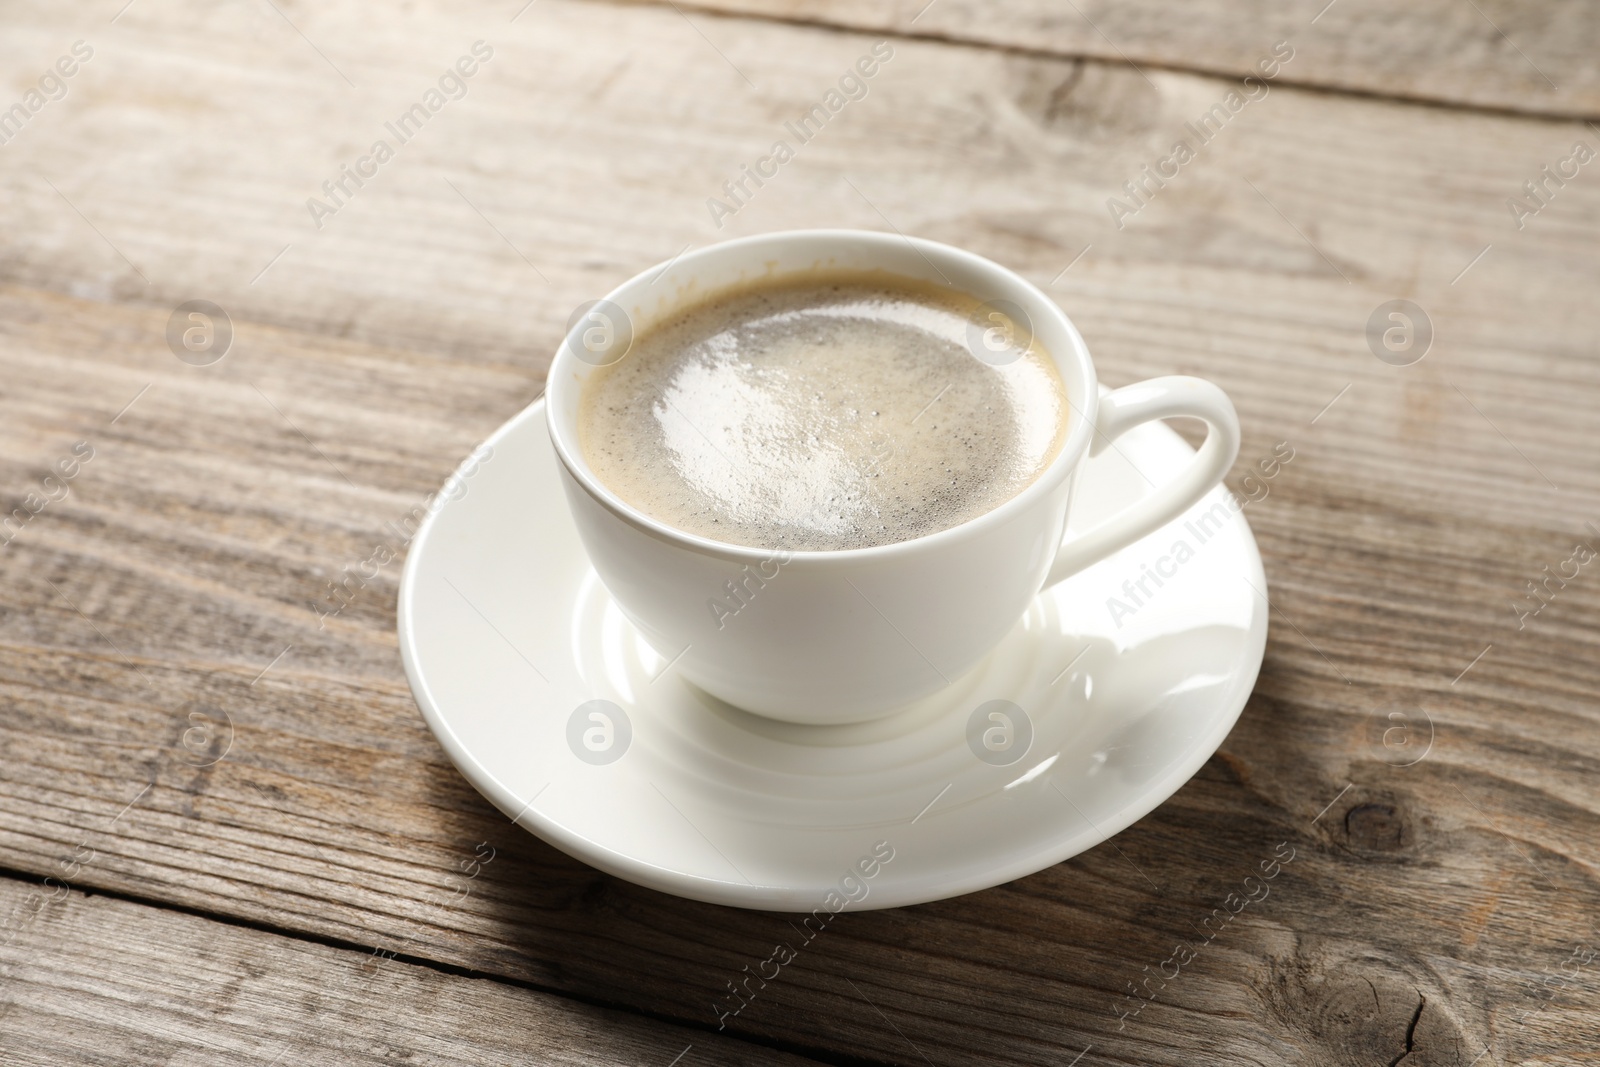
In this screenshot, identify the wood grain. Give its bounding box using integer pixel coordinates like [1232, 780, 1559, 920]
[0, 878, 826, 1066]
[653, 0, 1600, 118]
[2, 0, 1600, 1064]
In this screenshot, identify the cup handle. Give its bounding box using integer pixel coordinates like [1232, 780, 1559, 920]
[1043, 376, 1241, 589]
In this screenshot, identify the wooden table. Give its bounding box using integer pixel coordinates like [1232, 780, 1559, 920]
[3, 1, 1598, 1063]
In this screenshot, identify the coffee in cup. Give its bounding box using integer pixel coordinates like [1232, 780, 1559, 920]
[576, 271, 1069, 551]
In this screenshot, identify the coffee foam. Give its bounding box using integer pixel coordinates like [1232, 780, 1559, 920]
[577, 271, 1068, 550]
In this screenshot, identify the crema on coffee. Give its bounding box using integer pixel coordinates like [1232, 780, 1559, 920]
[576, 271, 1068, 551]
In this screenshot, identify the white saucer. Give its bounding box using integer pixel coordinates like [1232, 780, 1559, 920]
[398, 399, 1267, 911]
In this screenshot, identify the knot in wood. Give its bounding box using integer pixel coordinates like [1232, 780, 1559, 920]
[1344, 802, 1408, 852]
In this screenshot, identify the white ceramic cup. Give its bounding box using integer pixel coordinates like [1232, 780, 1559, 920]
[546, 230, 1239, 725]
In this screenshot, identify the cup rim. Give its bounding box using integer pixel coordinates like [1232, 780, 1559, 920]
[545, 228, 1100, 564]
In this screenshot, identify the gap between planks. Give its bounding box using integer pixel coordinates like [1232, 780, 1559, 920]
[0, 862, 882, 1067]
[643, 0, 1600, 124]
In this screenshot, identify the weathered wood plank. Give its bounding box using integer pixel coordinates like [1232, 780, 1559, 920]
[0, 877, 826, 1066]
[2, 281, 1598, 1065]
[654, 0, 1600, 118]
[0, 0, 1595, 373]
[1, 0, 1599, 1065]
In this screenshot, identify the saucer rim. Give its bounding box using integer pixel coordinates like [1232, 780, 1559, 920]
[398, 397, 1268, 911]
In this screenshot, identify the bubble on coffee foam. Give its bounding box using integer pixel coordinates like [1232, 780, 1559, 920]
[577, 276, 1066, 551]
